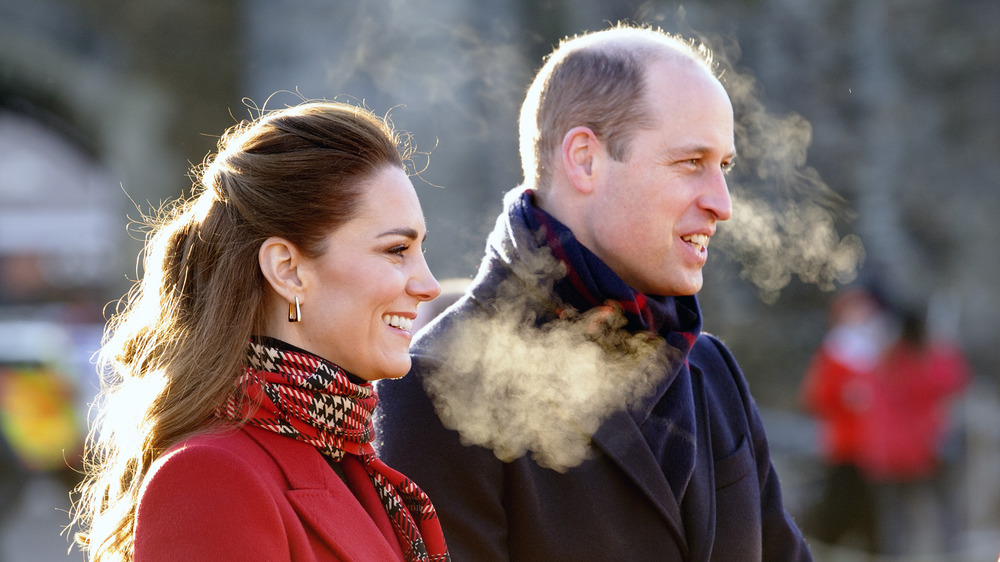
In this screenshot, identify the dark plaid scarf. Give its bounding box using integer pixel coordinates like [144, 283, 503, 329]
[216, 337, 450, 562]
[498, 188, 701, 501]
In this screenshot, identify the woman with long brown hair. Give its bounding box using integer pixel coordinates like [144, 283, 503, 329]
[70, 101, 449, 561]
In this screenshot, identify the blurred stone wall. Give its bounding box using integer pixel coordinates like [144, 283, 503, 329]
[0, 0, 243, 302]
[1, 0, 996, 408]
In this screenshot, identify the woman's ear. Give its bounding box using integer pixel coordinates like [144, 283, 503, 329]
[561, 126, 604, 194]
[259, 237, 304, 301]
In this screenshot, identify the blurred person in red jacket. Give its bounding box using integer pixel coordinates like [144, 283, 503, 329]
[860, 308, 970, 556]
[800, 286, 889, 553]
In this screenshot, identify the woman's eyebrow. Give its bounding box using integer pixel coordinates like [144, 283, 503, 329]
[377, 227, 422, 241]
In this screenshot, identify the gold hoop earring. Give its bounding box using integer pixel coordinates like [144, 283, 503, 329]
[288, 296, 302, 323]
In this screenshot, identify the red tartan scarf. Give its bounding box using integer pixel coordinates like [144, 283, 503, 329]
[216, 337, 450, 562]
[511, 188, 701, 501]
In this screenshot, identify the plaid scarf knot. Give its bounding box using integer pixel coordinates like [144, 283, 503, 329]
[217, 337, 450, 562]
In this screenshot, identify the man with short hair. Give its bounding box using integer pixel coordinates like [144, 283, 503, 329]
[377, 24, 812, 561]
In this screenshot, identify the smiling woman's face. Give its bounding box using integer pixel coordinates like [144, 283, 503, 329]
[292, 166, 441, 380]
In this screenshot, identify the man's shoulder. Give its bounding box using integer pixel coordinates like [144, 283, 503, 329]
[410, 292, 491, 357]
[689, 331, 736, 370]
[377, 296, 484, 414]
[686, 332, 763, 429]
[387, 293, 493, 412]
[688, 332, 752, 397]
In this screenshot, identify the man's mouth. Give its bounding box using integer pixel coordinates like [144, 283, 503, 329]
[682, 233, 709, 252]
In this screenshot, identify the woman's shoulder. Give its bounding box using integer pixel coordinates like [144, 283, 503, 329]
[156, 425, 322, 474]
[145, 427, 277, 489]
[159, 426, 260, 460]
[135, 427, 302, 560]
[151, 425, 337, 495]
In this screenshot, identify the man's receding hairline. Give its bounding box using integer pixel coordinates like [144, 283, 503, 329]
[568, 36, 719, 148]
[554, 28, 712, 71]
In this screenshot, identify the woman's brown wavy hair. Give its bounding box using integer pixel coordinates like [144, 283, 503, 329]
[69, 100, 409, 561]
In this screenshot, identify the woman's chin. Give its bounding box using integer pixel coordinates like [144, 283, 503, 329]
[363, 357, 412, 381]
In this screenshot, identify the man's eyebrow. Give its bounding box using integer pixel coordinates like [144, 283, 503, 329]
[667, 145, 737, 160]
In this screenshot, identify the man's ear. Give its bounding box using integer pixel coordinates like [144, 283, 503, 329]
[561, 126, 604, 194]
[259, 237, 304, 301]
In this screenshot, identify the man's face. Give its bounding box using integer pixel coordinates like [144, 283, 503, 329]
[577, 57, 735, 296]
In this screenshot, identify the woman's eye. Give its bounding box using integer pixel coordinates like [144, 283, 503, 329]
[389, 244, 409, 255]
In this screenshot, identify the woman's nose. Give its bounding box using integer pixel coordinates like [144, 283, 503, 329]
[409, 256, 441, 302]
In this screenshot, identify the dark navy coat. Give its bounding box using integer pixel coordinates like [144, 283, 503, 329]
[377, 284, 811, 562]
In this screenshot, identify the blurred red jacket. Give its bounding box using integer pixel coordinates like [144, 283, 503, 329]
[859, 342, 969, 480]
[801, 345, 875, 464]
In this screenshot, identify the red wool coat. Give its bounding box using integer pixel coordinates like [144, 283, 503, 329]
[134, 425, 405, 561]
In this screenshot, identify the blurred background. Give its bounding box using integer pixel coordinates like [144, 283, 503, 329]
[0, 0, 997, 560]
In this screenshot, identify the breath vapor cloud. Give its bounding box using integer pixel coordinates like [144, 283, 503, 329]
[421, 243, 678, 472]
[716, 51, 865, 302]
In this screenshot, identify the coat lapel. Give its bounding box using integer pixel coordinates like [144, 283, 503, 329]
[285, 487, 403, 561]
[591, 409, 687, 549]
[244, 427, 403, 561]
[683, 363, 717, 561]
